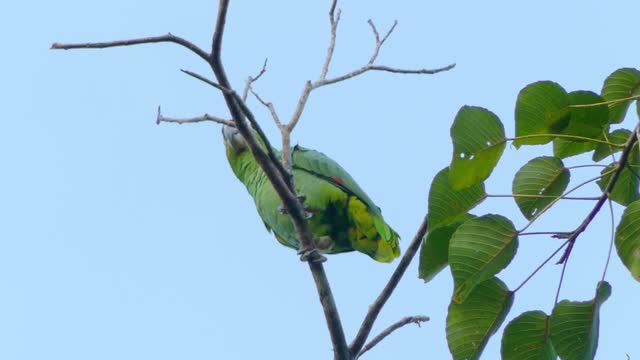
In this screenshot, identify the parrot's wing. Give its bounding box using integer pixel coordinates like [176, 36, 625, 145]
[291, 145, 381, 215]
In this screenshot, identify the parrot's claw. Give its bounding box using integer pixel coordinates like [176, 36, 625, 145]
[277, 205, 289, 215]
[298, 248, 327, 263]
[296, 194, 307, 203]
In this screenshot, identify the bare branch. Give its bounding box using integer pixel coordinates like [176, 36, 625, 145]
[242, 58, 268, 101]
[357, 316, 430, 358]
[318, 63, 456, 88]
[349, 214, 429, 357]
[367, 20, 397, 65]
[251, 90, 283, 128]
[51, 33, 210, 63]
[319, 0, 341, 80]
[156, 106, 234, 127]
[180, 69, 229, 93]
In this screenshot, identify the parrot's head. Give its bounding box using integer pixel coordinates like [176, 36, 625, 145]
[222, 124, 248, 156]
[222, 124, 270, 188]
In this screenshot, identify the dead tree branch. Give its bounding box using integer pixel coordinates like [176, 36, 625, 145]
[51, 33, 211, 63]
[156, 107, 234, 127]
[357, 315, 430, 358]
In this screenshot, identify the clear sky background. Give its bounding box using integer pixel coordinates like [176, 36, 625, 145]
[3, 1, 640, 359]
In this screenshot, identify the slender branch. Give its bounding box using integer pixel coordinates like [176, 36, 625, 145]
[513, 240, 570, 293]
[356, 315, 429, 358]
[180, 69, 229, 92]
[517, 172, 611, 234]
[319, 0, 341, 80]
[51, 33, 211, 63]
[602, 199, 615, 281]
[251, 90, 284, 128]
[349, 215, 429, 357]
[557, 125, 639, 264]
[487, 194, 599, 200]
[506, 134, 625, 147]
[519, 231, 572, 237]
[568, 94, 640, 108]
[366, 20, 397, 65]
[316, 63, 456, 88]
[156, 106, 234, 127]
[242, 58, 268, 101]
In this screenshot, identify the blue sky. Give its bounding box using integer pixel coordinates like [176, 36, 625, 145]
[3, 1, 640, 359]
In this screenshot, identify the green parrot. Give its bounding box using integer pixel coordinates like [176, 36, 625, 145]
[222, 125, 400, 262]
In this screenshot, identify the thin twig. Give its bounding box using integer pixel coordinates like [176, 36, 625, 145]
[251, 90, 284, 128]
[317, 63, 456, 88]
[356, 315, 429, 358]
[602, 199, 615, 281]
[366, 20, 397, 65]
[51, 33, 211, 63]
[180, 69, 229, 92]
[242, 58, 268, 101]
[156, 106, 234, 127]
[349, 215, 429, 357]
[557, 126, 639, 264]
[319, 0, 341, 80]
[513, 240, 570, 293]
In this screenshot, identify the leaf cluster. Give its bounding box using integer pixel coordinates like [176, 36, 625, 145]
[419, 68, 640, 359]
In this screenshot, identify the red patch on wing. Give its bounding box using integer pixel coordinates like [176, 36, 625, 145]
[329, 176, 345, 185]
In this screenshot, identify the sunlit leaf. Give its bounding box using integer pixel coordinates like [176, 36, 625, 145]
[550, 281, 611, 360]
[419, 214, 474, 283]
[450, 106, 506, 189]
[450, 215, 518, 303]
[515, 81, 570, 147]
[614, 200, 640, 281]
[593, 129, 631, 162]
[601, 67, 640, 124]
[512, 156, 570, 220]
[447, 277, 513, 360]
[501, 311, 556, 360]
[428, 167, 486, 229]
[597, 148, 640, 206]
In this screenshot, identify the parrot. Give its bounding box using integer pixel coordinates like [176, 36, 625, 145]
[222, 125, 400, 262]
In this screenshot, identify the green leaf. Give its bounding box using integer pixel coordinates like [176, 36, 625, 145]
[552, 91, 609, 159]
[515, 81, 571, 147]
[562, 91, 609, 138]
[553, 138, 597, 159]
[601, 67, 640, 124]
[419, 214, 474, 283]
[512, 156, 570, 220]
[447, 277, 513, 360]
[614, 200, 640, 281]
[592, 129, 631, 162]
[428, 167, 486, 228]
[450, 106, 506, 189]
[450, 214, 518, 303]
[597, 148, 640, 206]
[550, 281, 611, 360]
[501, 311, 556, 360]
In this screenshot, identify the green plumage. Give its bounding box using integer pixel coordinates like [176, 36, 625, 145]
[223, 126, 400, 262]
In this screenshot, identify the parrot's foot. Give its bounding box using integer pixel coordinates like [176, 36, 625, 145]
[315, 236, 334, 251]
[298, 247, 327, 263]
[296, 194, 307, 203]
